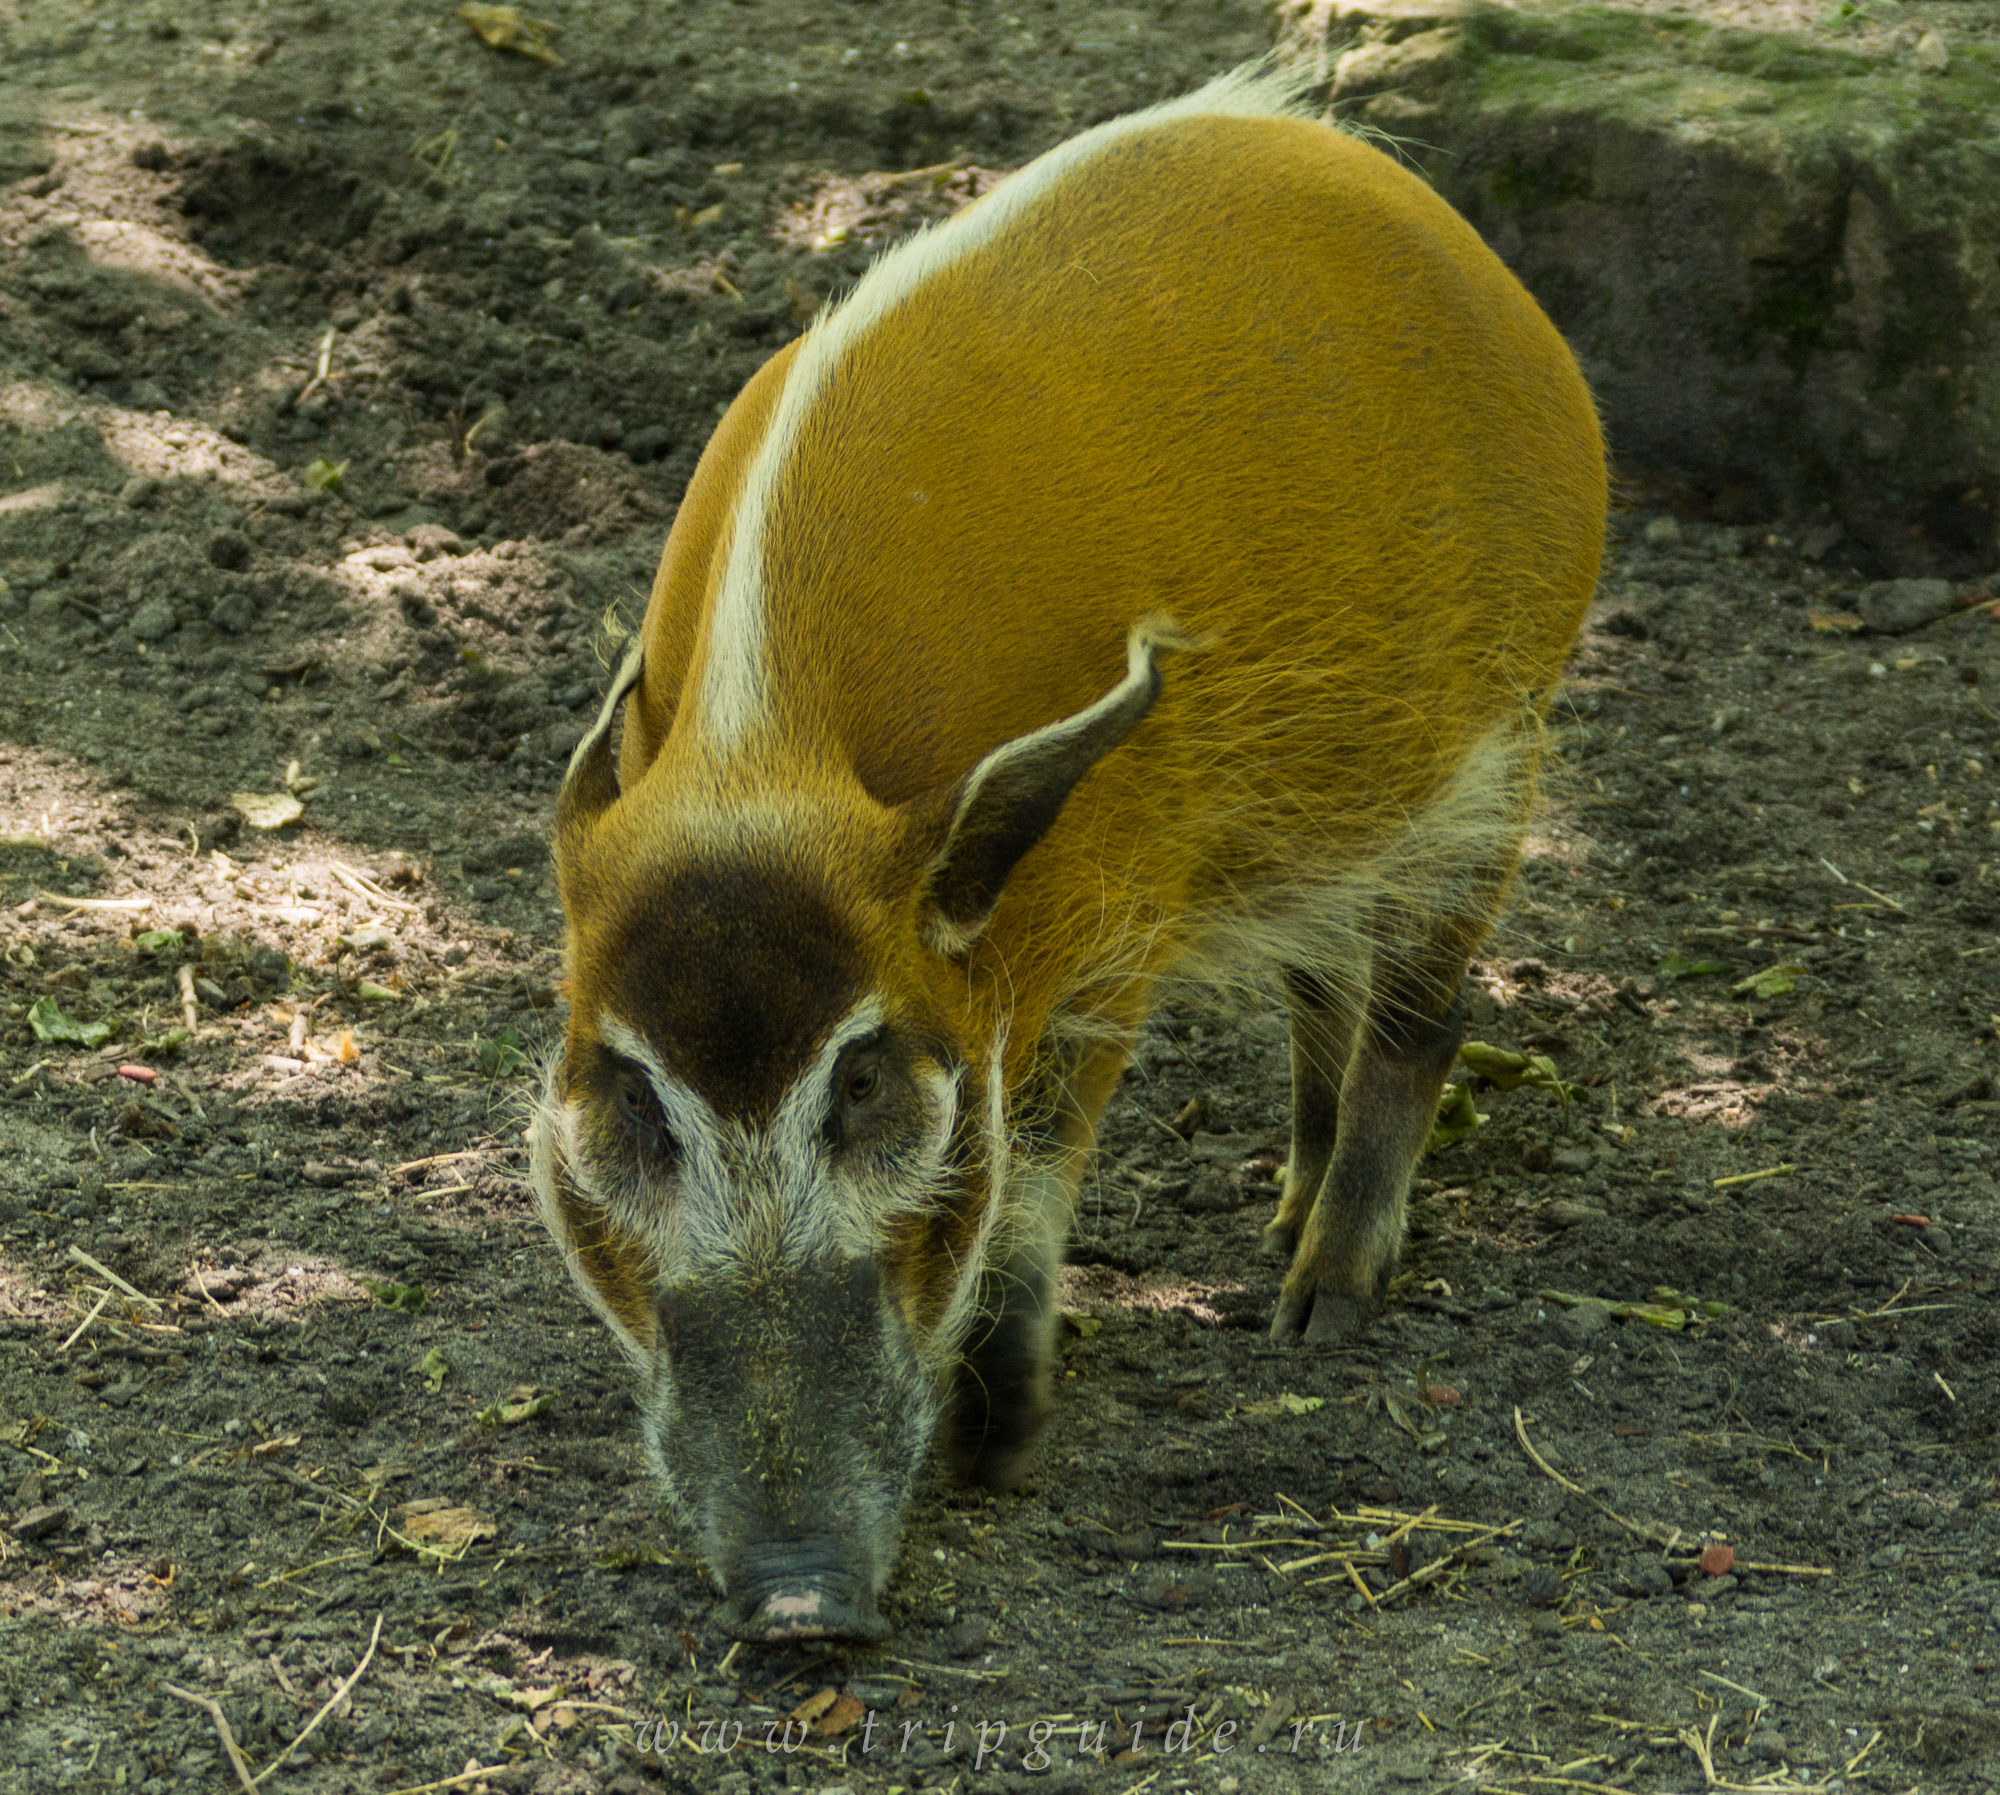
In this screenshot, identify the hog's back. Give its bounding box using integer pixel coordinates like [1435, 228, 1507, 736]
[644, 103, 1604, 894]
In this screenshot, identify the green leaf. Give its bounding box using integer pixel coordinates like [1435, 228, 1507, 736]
[1424, 1080, 1488, 1153]
[26, 995, 112, 1048]
[362, 1279, 427, 1314]
[1239, 1393, 1324, 1420]
[1538, 1286, 1731, 1329]
[355, 980, 400, 1003]
[593, 1542, 673, 1573]
[1732, 963, 1804, 1000]
[133, 929, 184, 958]
[478, 1387, 556, 1428]
[1658, 953, 1734, 981]
[1650, 1285, 1732, 1320]
[415, 1348, 452, 1393]
[137, 1026, 190, 1058]
[302, 456, 348, 493]
[1458, 1041, 1579, 1102]
[475, 1027, 528, 1079]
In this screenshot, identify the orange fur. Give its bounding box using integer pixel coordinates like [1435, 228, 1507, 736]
[547, 67, 1603, 1383]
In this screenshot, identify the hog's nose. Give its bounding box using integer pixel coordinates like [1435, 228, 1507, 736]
[719, 1539, 888, 1642]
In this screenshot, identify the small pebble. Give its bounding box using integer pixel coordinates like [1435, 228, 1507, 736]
[1558, 1300, 1611, 1344]
[12, 1503, 70, 1541]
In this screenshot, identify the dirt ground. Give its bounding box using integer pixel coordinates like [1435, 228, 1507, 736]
[2, 2, 1999, 1792]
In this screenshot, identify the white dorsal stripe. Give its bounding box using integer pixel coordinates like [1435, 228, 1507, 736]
[694, 58, 1316, 748]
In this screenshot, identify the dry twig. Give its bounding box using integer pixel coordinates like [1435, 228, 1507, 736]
[65, 1246, 162, 1310]
[1515, 1406, 1684, 1549]
[59, 1285, 115, 1352]
[164, 1683, 260, 1795]
[330, 861, 424, 915]
[253, 1611, 383, 1784]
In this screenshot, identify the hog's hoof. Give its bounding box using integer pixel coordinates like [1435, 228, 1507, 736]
[1259, 1217, 1300, 1260]
[949, 1410, 1044, 1492]
[1269, 1280, 1368, 1345]
[961, 1432, 1039, 1493]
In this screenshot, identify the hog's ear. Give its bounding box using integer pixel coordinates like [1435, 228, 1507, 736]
[917, 621, 1187, 955]
[555, 641, 645, 850]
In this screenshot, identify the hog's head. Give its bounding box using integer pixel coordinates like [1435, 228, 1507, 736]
[531, 629, 1172, 1639]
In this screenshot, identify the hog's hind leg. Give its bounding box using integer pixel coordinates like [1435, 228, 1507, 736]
[1269, 907, 1479, 1345]
[1261, 967, 1359, 1263]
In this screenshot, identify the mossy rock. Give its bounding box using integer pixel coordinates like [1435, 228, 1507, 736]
[1280, 0, 2000, 574]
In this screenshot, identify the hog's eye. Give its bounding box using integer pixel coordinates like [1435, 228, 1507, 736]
[612, 1065, 675, 1163]
[826, 1038, 891, 1146]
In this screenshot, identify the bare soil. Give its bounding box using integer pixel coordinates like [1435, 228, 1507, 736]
[2, 4, 1999, 1794]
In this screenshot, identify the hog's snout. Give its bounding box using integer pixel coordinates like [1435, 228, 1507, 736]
[640, 1251, 937, 1641]
[718, 1537, 889, 1642]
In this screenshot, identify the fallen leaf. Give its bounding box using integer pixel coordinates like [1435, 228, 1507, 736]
[447, 1668, 568, 1712]
[459, 2, 562, 62]
[1239, 1393, 1324, 1419]
[416, 1348, 452, 1393]
[362, 1279, 427, 1314]
[815, 1693, 867, 1738]
[478, 1386, 556, 1427]
[593, 1541, 674, 1572]
[1458, 1041, 1574, 1099]
[27, 995, 112, 1049]
[1658, 953, 1733, 981]
[1539, 1286, 1730, 1329]
[789, 1688, 839, 1729]
[230, 791, 304, 831]
[301, 456, 348, 493]
[396, 1502, 496, 1548]
[1424, 1080, 1488, 1153]
[1731, 963, 1804, 999]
